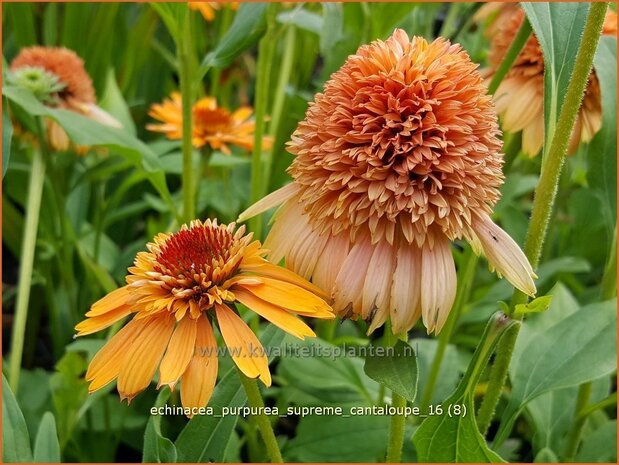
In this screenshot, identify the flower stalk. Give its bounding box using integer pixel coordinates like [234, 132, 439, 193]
[239, 371, 283, 463]
[385, 392, 407, 463]
[9, 121, 47, 393]
[178, 8, 196, 223]
[476, 1, 609, 435]
[488, 18, 532, 95]
[249, 4, 277, 239]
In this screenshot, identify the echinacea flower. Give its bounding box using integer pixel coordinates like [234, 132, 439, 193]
[147, 92, 272, 155]
[240, 30, 537, 335]
[189, 2, 238, 21]
[9, 46, 121, 152]
[75, 219, 333, 414]
[486, 7, 616, 156]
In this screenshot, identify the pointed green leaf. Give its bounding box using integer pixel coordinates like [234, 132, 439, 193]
[33, 412, 61, 463]
[363, 340, 418, 402]
[2, 374, 33, 463]
[143, 389, 177, 463]
[2, 97, 13, 179]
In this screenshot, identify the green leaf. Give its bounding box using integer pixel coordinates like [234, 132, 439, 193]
[33, 412, 61, 463]
[6, 3, 37, 47]
[521, 2, 590, 146]
[587, 36, 617, 242]
[277, 8, 323, 34]
[2, 85, 176, 217]
[143, 389, 177, 463]
[99, 69, 136, 136]
[2, 374, 33, 463]
[514, 295, 553, 315]
[174, 325, 285, 462]
[284, 414, 390, 462]
[576, 420, 617, 463]
[150, 2, 187, 43]
[497, 297, 617, 442]
[413, 313, 515, 463]
[363, 340, 418, 402]
[199, 3, 268, 75]
[2, 96, 13, 179]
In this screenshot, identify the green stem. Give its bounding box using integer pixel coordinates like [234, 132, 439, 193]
[9, 141, 46, 393]
[577, 392, 616, 419]
[488, 18, 532, 95]
[477, 1, 609, 437]
[562, 382, 593, 462]
[248, 4, 277, 239]
[420, 248, 477, 412]
[385, 392, 407, 463]
[179, 8, 196, 223]
[238, 371, 283, 463]
[600, 227, 617, 300]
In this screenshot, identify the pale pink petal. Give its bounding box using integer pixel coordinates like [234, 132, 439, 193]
[390, 242, 422, 334]
[421, 238, 457, 334]
[332, 233, 373, 319]
[237, 183, 300, 222]
[472, 213, 537, 297]
[312, 232, 351, 296]
[362, 240, 396, 334]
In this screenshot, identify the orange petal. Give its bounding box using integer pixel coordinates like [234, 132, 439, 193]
[234, 277, 332, 318]
[234, 288, 316, 339]
[87, 286, 132, 317]
[214, 303, 271, 386]
[75, 304, 133, 336]
[85, 317, 147, 393]
[117, 315, 175, 402]
[180, 316, 218, 415]
[238, 261, 329, 299]
[158, 317, 198, 390]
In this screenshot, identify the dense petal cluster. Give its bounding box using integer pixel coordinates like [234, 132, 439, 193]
[240, 30, 536, 335]
[76, 219, 333, 413]
[147, 92, 272, 154]
[486, 7, 616, 156]
[9, 46, 120, 151]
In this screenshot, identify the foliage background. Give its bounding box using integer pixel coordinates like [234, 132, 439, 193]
[1, 2, 617, 463]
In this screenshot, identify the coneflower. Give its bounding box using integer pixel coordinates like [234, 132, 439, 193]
[9, 46, 120, 151]
[147, 92, 272, 155]
[240, 30, 536, 335]
[76, 219, 333, 415]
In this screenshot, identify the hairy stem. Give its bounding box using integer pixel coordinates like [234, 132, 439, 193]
[477, 2, 609, 436]
[239, 372, 283, 463]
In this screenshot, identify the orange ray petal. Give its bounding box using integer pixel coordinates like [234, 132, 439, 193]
[75, 304, 133, 336]
[158, 317, 198, 390]
[87, 286, 132, 317]
[180, 316, 219, 415]
[214, 303, 271, 386]
[234, 288, 316, 339]
[117, 315, 175, 402]
[238, 261, 329, 299]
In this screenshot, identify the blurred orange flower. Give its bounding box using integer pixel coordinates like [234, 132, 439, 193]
[9, 46, 121, 152]
[147, 92, 272, 155]
[486, 7, 616, 156]
[76, 219, 333, 415]
[189, 2, 238, 21]
[241, 30, 536, 335]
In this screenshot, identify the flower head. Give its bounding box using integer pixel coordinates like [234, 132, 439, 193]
[147, 92, 272, 155]
[240, 30, 536, 335]
[189, 2, 238, 21]
[9, 46, 121, 151]
[76, 219, 332, 414]
[487, 7, 616, 156]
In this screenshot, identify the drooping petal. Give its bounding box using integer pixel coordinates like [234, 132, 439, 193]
[180, 316, 218, 415]
[158, 317, 198, 390]
[362, 240, 396, 334]
[238, 261, 328, 299]
[215, 303, 271, 386]
[232, 277, 332, 317]
[234, 288, 317, 339]
[472, 212, 537, 297]
[75, 304, 133, 336]
[390, 242, 422, 335]
[311, 231, 351, 296]
[237, 183, 300, 222]
[332, 234, 373, 319]
[117, 315, 175, 402]
[85, 317, 148, 393]
[420, 238, 457, 335]
[86, 286, 132, 317]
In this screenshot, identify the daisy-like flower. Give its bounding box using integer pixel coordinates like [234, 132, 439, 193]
[486, 7, 617, 156]
[75, 219, 332, 414]
[189, 2, 238, 22]
[147, 92, 272, 155]
[9, 46, 121, 152]
[240, 30, 537, 335]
